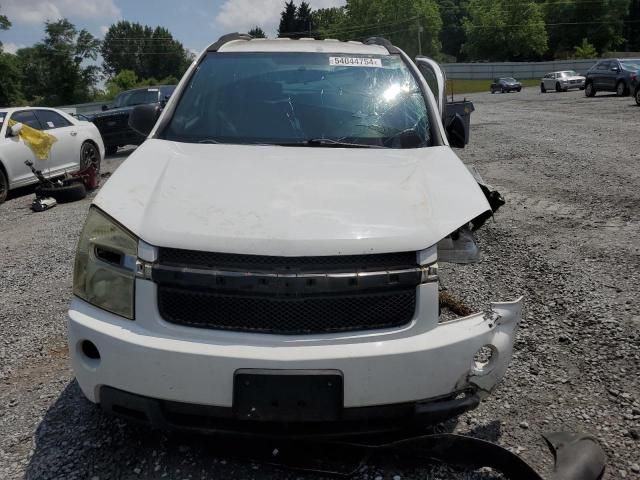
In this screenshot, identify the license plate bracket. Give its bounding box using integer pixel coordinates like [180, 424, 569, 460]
[233, 369, 343, 422]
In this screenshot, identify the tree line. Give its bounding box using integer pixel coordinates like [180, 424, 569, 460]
[274, 0, 639, 61]
[0, 12, 192, 108]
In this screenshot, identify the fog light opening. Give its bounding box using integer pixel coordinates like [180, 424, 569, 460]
[81, 340, 101, 360]
[472, 344, 497, 375]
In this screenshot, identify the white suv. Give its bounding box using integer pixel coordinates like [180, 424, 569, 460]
[68, 34, 522, 435]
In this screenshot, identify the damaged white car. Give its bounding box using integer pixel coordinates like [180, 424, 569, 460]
[68, 34, 522, 435]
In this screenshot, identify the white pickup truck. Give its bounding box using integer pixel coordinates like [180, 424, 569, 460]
[68, 34, 521, 435]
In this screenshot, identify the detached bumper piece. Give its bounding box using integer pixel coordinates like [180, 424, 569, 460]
[99, 386, 480, 438]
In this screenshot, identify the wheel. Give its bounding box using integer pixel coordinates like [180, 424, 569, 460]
[556, 82, 562, 92]
[501, 88, 505, 93]
[540, 83, 546, 93]
[491, 89, 495, 94]
[0, 168, 8, 205]
[585, 82, 596, 97]
[35, 181, 87, 203]
[105, 145, 118, 156]
[517, 88, 521, 92]
[616, 80, 627, 97]
[80, 142, 101, 174]
[635, 88, 640, 106]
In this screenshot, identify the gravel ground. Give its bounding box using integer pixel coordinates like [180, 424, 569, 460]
[1, 88, 639, 479]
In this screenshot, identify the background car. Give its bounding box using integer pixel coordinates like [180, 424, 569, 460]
[490, 77, 522, 93]
[540, 71, 585, 93]
[0, 107, 104, 204]
[87, 85, 175, 156]
[584, 58, 640, 97]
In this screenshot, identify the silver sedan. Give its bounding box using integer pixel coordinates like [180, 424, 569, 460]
[540, 71, 586, 93]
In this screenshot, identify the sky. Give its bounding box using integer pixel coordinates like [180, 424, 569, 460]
[0, 0, 346, 55]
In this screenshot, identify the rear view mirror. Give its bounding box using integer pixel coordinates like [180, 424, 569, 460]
[129, 104, 161, 136]
[446, 114, 466, 149]
[10, 123, 23, 137]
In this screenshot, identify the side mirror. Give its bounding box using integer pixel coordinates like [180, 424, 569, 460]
[611, 67, 620, 72]
[101, 104, 109, 111]
[10, 123, 23, 137]
[129, 104, 161, 136]
[446, 114, 466, 149]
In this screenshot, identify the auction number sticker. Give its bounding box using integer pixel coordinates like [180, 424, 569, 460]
[329, 57, 382, 67]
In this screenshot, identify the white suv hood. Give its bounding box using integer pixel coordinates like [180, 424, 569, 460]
[95, 140, 490, 256]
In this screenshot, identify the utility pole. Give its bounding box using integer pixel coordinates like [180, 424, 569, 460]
[417, 22, 423, 56]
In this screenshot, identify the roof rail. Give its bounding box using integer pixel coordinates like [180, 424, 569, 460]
[363, 37, 399, 54]
[207, 33, 253, 52]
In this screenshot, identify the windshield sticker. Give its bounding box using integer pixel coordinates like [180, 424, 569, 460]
[329, 57, 382, 67]
[147, 88, 159, 92]
[0, 117, 4, 123]
[46, 121, 54, 128]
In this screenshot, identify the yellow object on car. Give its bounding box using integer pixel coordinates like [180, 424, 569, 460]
[8, 119, 57, 160]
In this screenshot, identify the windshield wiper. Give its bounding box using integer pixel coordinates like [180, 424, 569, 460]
[276, 138, 387, 148]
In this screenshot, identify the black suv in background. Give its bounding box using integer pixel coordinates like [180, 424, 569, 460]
[88, 85, 175, 155]
[584, 59, 640, 97]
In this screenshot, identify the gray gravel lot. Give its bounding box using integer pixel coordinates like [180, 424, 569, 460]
[1, 88, 639, 479]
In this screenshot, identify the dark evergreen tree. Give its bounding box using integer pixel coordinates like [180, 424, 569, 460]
[278, 1, 298, 37]
[248, 26, 267, 38]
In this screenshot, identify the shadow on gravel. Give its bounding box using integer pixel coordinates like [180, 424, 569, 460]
[26, 382, 506, 480]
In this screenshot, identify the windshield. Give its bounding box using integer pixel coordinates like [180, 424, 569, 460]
[162, 52, 431, 148]
[560, 71, 578, 77]
[621, 59, 640, 71]
[503, 77, 516, 82]
[115, 89, 160, 108]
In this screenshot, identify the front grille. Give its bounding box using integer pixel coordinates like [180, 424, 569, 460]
[158, 248, 417, 271]
[154, 248, 419, 334]
[157, 286, 416, 334]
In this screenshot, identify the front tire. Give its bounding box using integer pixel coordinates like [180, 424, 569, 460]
[540, 83, 546, 93]
[517, 87, 521, 92]
[616, 80, 628, 97]
[0, 168, 8, 205]
[556, 82, 563, 92]
[585, 82, 596, 97]
[635, 88, 640, 106]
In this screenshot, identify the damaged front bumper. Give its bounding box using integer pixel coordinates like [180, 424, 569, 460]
[68, 290, 522, 434]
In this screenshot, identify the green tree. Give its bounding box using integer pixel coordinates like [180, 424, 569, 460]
[545, 0, 629, 57]
[248, 26, 267, 38]
[573, 38, 597, 59]
[278, 1, 298, 37]
[312, 7, 348, 38]
[333, 0, 442, 58]
[16, 19, 101, 105]
[463, 0, 547, 60]
[437, 0, 468, 60]
[623, 0, 640, 51]
[0, 5, 11, 51]
[0, 53, 23, 107]
[101, 21, 191, 80]
[296, 1, 313, 36]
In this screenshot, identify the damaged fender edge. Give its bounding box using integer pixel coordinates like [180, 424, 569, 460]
[454, 296, 524, 399]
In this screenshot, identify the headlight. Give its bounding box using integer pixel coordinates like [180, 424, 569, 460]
[73, 207, 137, 319]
